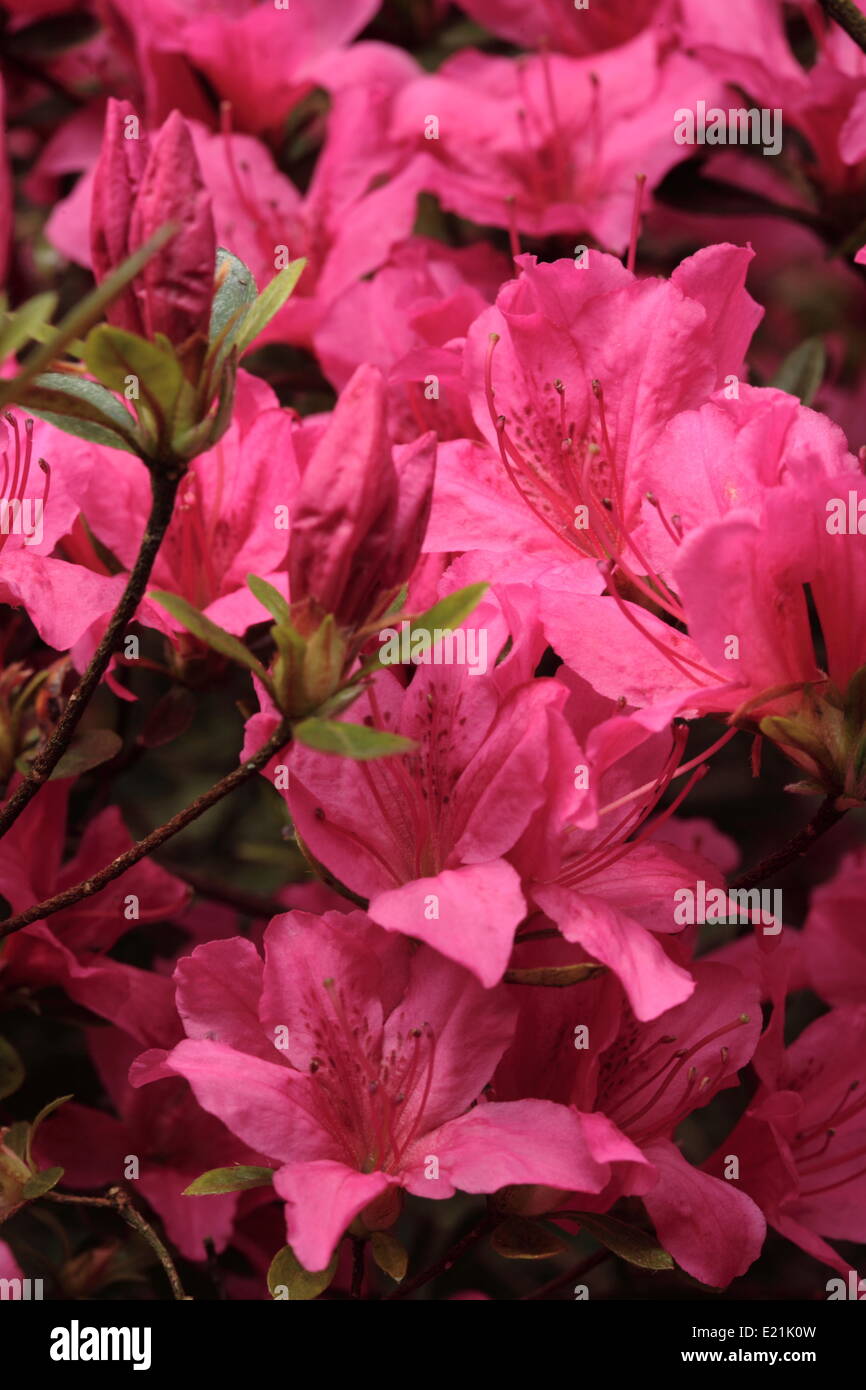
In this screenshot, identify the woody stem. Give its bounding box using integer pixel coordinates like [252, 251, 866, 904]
[385, 1214, 496, 1300]
[729, 796, 844, 892]
[0, 719, 292, 939]
[818, 0, 866, 54]
[0, 467, 182, 841]
[46, 1185, 187, 1300]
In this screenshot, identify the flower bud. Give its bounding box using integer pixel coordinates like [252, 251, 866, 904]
[289, 364, 435, 631]
[91, 103, 216, 347]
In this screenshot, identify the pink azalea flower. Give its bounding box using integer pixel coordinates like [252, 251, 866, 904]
[130, 910, 650, 1271]
[0, 409, 135, 650]
[389, 34, 724, 250]
[91, 100, 215, 344]
[137, 0, 382, 134]
[802, 848, 866, 1006]
[288, 363, 435, 631]
[0, 781, 188, 1044]
[678, 0, 866, 197]
[428, 245, 761, 571]
[279, 595, 575, 986]
[536, 454, 866, 753]
[49, 89, 429, 350]
[313, 236, 509, 443]
[510, 667, 737, 1019]
[455, 0, 669, 55]
[496, 956, 766, 1287]
[708, 1003, 866, 1277]
[35, 1027, 258, 1261]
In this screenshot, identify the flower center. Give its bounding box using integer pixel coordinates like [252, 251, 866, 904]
[301, 979, 438, 1174]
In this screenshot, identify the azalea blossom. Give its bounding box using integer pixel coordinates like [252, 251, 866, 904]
[130, 910, 651, 1270]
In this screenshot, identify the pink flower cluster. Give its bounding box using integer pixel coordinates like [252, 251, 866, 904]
[1, 0, 866, 1304]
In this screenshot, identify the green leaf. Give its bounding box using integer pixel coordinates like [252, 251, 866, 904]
[367, 582, 488, 670]
[491, 1217, 569, 1261]
[0, 1037, 25, 1101]
[21, 1167, 64, 1200]
[235, 259, 306, 353]
[267, 1244, 338, 1301]
[246, 574, 292, 626]
[184, 1165, 276, 1196]
[294, 718, 415, 760]
[26, 1095, 72, 1168]
[771, 337, 826, 407]
[564, 1212, 674, 1270]
[149, 591, 273, 689]
[370, 1231, 408, 1282]
[49, 729, 123, 780]
[0, 224, 177, 411]
[83, 325, 193, 449]
[21, 372, 139, 452]
[210, 250, 258, 344]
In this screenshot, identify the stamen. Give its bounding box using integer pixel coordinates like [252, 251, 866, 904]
[646, 491, 684, 547]
[617, 1017, 748, 1130]
[597, 726, 738, 819]
[600, 561, 722, 686]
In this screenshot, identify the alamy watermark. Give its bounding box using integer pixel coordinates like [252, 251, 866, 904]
[0, 497, 43, 545]
[673, 880, 782, 934]
[378, 621, 488, 676]
[0, 1276, 43, 1299]
[674, 100, 783, 156]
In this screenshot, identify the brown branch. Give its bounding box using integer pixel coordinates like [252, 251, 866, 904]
[729, 796, 844, 892]
[166, 865, 289, 920]
[46, 1185, 188, 1300]
[521, 1247, 610, 1301]
[0, 468, 182, 841]
[385, 1214, 496, 1301]
[0, 720, 291, 939]
[818, 0, 866, 54]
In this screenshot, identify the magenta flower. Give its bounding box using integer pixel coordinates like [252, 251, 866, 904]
[496, 957, 766, 1286]
[0, 781, 187, 1045]
[91, 99, 215, 344]
[709, 1003, 866, 1278]
[390, 35, 724, 250]
[283, 623, 573, 986]
[131, 910, 647, 1271]
[803, 849, 866, 1007]
[455, 0, 667, 56]
[289, 364, 435, 632]
[35, 1025, 261, 1262]
[511, 668, 736, 1019]
[314, 236, 508, 444]
[429, 245, 761, 570]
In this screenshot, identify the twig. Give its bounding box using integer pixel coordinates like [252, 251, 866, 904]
[385, 1214, 496, 1301]
[729, 796, 844, 892]
[46, 1185, 188, 1300]
[0, 720, 292, 938]
[818, 0, 866, 54]
[0, 469, 182, 841]
[166, 865, 289, 920]
[522, 1247, 610, 1301]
